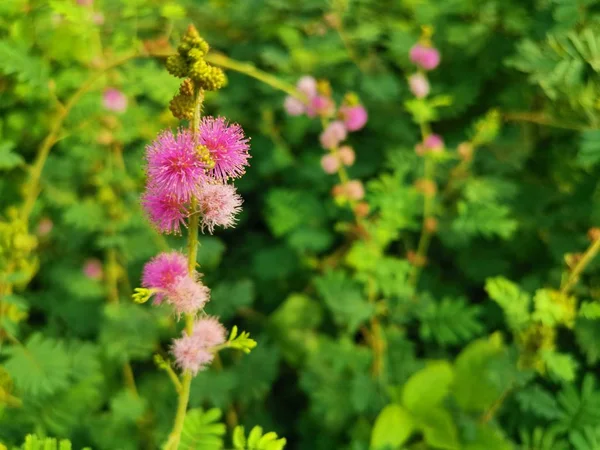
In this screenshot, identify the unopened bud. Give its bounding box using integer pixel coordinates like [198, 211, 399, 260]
[587, 227, 600, 242]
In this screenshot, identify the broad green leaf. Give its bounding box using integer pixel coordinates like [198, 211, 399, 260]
[485, 277, 530, 331]
[370, 404, 414, 450]
[414, 407, 459, 450]
[402, 361, 454, 413]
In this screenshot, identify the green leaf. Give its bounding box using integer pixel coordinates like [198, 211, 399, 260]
[402, 361, 454, 413]
[485, 277, 531, 331]
[20, 434, 73, 450]
[0, 141, 24, 170]
[180, 408, 226, 450]
[462, 423, 514, 450]
[370, 404, 414, 450]
[206, 279, 255, 320]
[0, 40, 50, 90]
[542, 350, 578, 382]
[414, 407, 459, 450]
[575, 318, 600, 364]
[577, 130, 600, 169]
[417, 297, 483, 346]
[579, 302, 600, 319]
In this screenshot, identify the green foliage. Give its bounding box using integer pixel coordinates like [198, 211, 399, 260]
[370, 404, 413, 450]
[232, 425, 286, 450]
[180, 408, 226, 450]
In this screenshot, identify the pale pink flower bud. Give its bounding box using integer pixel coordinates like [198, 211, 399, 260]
[424, 134, 444, 152]
[166, 275, 210, 316]
[339, 105, 368, 131]
[172, 334, 214, 376]
[408, 73, 430, 98]
[319, 120, 347, 149]
[337, 145, 355, 166]
[345, 180, 365, 200]
[297, 76, 318, 98]
[284, 96, 305, 116]
[308, 95, 335, 117]
[409, 44, 441, 71]
[102, 88, 127, 113]
[320, 154, 340, 174]
[192, 316, 227, 348]
[83, 259, 103, 280]
[37, 218, 53, 236]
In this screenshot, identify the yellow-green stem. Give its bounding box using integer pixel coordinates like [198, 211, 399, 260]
[560, 237, 600, 295]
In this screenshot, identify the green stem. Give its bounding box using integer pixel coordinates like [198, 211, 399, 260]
[560, 236, 600, 295]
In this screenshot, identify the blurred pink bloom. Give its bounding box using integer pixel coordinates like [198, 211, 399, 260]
[142, 251, 188, 304]
[319, 120, 347, 149]
[424, 134, 444, 152]
[76, 0, 93, 5]
[320, 154, 340, 174]
[409, 44, 440, 71]
[192, 316, 227, 348]
[196, 182, 243, 234]
[198, 117, 251, 182]
[172, 333, 214, 375]
[93, 12, 104, 25]
[339, 105, 368, 131]
[284, 96, 305, 116]
[409, 73, 430, 98]
[83, 259, 103, 280]
[308, 95, 335, 117]
[166, 275, 210, 316]
[37, 218, 53, 236]
[141, 187, 189, 235]
[102, 88, 127, 113]
[345, 180, 365, 200]
[145, 129, 205, 201]
[338, 146, 355, 166]
[297, 76, 318, 98]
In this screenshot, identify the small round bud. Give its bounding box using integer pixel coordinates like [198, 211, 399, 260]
[166, 55, 189, 78]
[407, 250, 426, 267]
[588, 227, 600, 242]
[424, 217, 438, 233]
[320, 154, 340, 174]
[457, 142, 473, 161]
[353, 202, 370, 218]
[414, 179, 437, 197]
[338, 145, 355, 166]
[169, 93, 195, 120]
[179, 78, 195, 96]
[345, 180, 365, 200]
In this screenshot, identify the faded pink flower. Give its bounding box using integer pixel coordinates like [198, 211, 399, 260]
[145, 129, 205, 201]
[409, 73, 430, 98]
[345, 180, 365, 200]
[141, 251, 188, 303]
[338, 146, 355, 166]
[198, 116, 251, 182]
[320, 154, 340, 174]
[297, 76, 318, 98]
[37, 218, 54, 236]
[192, 316, 227, 348]
[339, 105, 368, 131]
[196, 182, 243, 234]
[320, 121, 347, 149]
[308, 95, 335, 117]
[102, 88, 127, 113]
[172, 333, 214, 375]
[83, 259, 103, 280]
[284, 96, 305, 116]
[424, 134, 444, 152]
[166, 275, 210, 316]
[409, 44, 440, 71]
[141, 187, 189, 235]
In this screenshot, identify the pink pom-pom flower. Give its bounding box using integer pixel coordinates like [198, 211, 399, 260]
[319, 121, 347, 149]
[297, 76, 318, 98]
[145, 129, 205, 201]
[83, 259, 103, 280]
[192, 316, 227, 348]
[345, 180, 365, 200]
[284, 96, 305, 116]
[320, 154, 340, 174]
[423, 134, 444, 152]
[166, 275, 210, 316]
[142, 251, 188, 303]
[408, 73, 430, 98]
[196, 182, 243, 234]
[141, 187, 189, 235]
[171, 334, 214, 375]
[102, 88, 127, 113]
[409, 44, 441, 71]
[339, 105, 368, 131]
[198, 117, 251, 182]
[337, 146, 355, 166]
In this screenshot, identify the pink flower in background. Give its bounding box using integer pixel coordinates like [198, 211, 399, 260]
[192, 316, 227, 348]
[284, 96, 305, 116]
[83, 259, 103, 280]
[198, 117, 251, 182]
[423, 134, 444, 152]
[409, 44, 440, 71]
[297, 76, 318, 98]
[308, 95, 335, 117]
[145, 129, 204, 201]
[93, 12, 104, 25]
[37, 218, 53, 236]
[102, 88, 127, 113]
[338, 146, 355, 166]
[345, 180, 365, 200]
[320, 121, 347, 149]
[76, 0, 93, 5]
[339, 105, 368, 131]
[142, 251, 188, 303]
[409, 73, 430, 98]
[172, 333, 214, 375]
[141, 187, 189, 235]
[166, 275, 210, 316]
[320, 154, 340, 174]
[196, 182, 243, 234]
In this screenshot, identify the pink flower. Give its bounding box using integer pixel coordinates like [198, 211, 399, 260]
[196, 182, 243, 234]
[172, 333, 214, 375]
[339, 105, 368, 131]
[145, 129, 205, 201]
[308, 95, 335, 117]
[77, 0, 93, 5]
[102, 88, 127, 113]
[83, 259, 103, 280]
[320, 121, 347, 149]
[409, 44, 440, 71]
[320, 154, 340, 174]
[93, 12, 104, 25]
[37, 218, 53, 236]
[166, 275, 210, 316]
[424, 134, 444, 152]
[284, 96, 305, 116]
[338, 146, 355, 166]
[192, 316, 227, 348]
[409, 73, 430, 98]
[141, 187, 189, 235]
[142, 251, 188, 303]
[345, 180, 365, 200]
[198, 117, 251, 182]
[297, 76, 318, 98]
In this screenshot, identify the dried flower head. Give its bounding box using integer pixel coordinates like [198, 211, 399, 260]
[196, 182, 243, 234]
[142, 251, 188, 303]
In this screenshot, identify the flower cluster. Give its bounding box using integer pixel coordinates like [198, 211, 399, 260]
[284, 77, 368, 208]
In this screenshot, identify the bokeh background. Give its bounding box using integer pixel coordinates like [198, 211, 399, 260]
[1, 0, 600, 449]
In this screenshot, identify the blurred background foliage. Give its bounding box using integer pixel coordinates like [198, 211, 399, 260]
[1, 0, 600, 449]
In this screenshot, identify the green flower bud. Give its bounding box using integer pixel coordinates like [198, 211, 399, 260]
[165, 55, 189, 78]
[169, 93, 195, 120]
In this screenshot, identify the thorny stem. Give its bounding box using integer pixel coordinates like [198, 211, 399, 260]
[560, 236, 600, 296]
[165, 88, 203, 450]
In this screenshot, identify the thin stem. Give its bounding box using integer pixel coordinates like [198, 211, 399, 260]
[503, 111, 592, 132]
[123, 363, 139, 397]
[162, 363, 184, 394]
[560, 237, 600, 295]
[165, 87, 203, 450]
